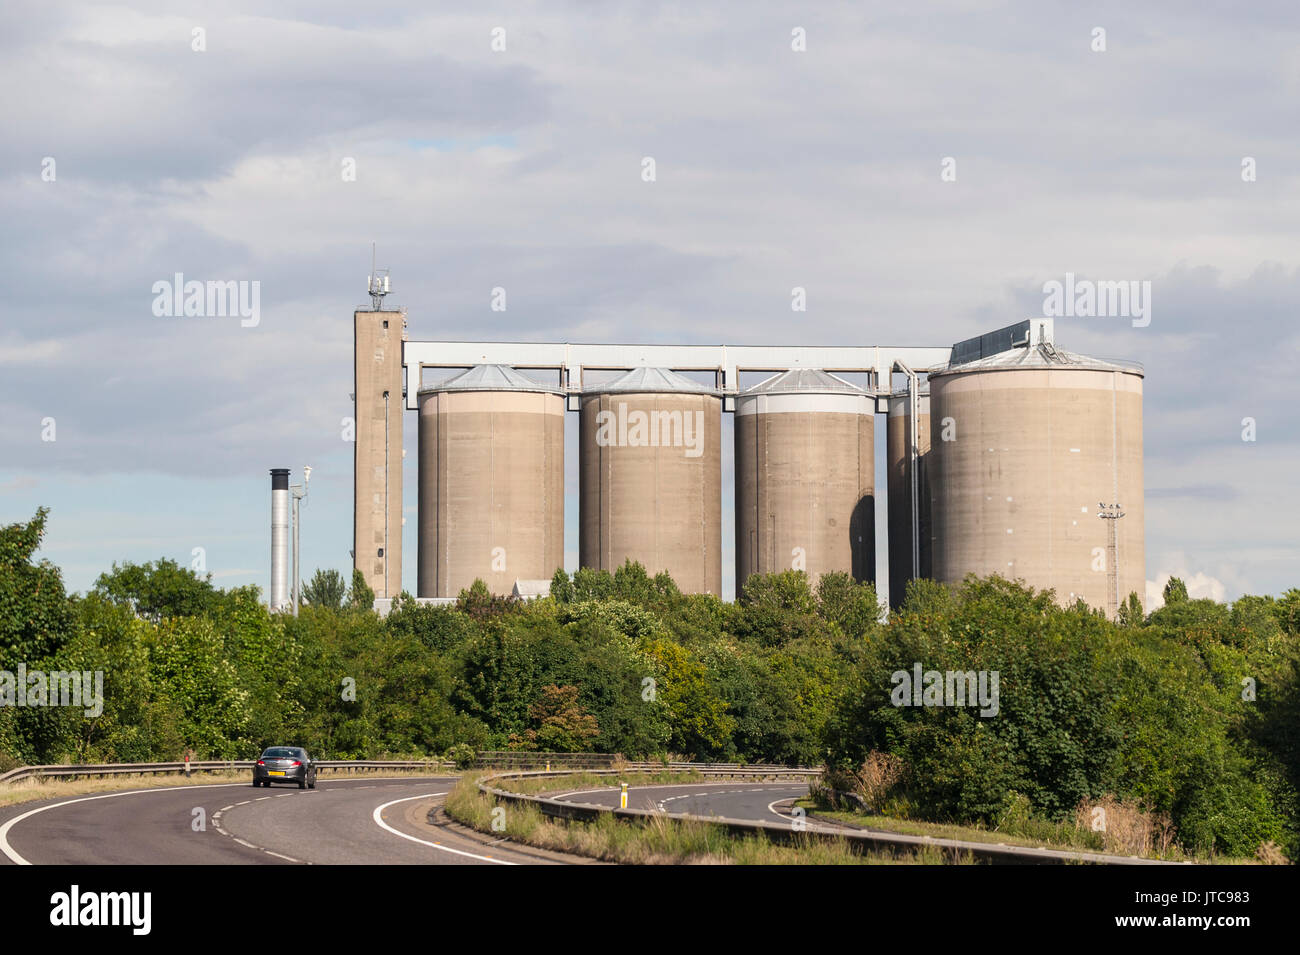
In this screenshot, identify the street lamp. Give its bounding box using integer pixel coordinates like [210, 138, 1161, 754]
[1097, 502, 1125, 618]
[291, 466, 312, 616]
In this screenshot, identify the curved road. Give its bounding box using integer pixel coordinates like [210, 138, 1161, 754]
[0, 777, 559, 866]
[0, 777, 829, 866]
[548, 780, 838, 829]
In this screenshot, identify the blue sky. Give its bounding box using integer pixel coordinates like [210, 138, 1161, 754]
[2, 1, 1298, 606]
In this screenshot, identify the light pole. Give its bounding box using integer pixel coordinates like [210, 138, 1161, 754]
[291, 466, 312, 616]
[1097, 501, 1125, 618]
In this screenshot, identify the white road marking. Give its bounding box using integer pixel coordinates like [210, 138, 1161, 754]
[371, 793, 516, 865]
[0, 782, 255, 866]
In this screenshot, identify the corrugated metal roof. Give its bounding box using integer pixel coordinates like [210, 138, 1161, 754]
[930, 343, 1144, 378]
[742, 368, 865, 395]
[417, 364, 565, 395]
[590, 367, 719, 395]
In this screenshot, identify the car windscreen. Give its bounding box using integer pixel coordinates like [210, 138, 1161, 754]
[262, 748, 299, 758]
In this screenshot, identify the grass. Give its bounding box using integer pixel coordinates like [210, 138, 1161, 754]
[446, 773, 975, 865]
[796, 798, 1264, 864]
[0, 766, 457, 810]
[495, 769, 708, 795]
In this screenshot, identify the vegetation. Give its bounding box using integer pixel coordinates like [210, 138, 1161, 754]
[2, 507, 1297, 863]
[445, 773, 957, 865]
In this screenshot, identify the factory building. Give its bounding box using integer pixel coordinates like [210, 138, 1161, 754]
[417, 365, 565, 598]
[338, 309, 1144, 616]
[926, 323, 1144, 615]
[579, 367, 723, 595]
[734, 369, 874, 591]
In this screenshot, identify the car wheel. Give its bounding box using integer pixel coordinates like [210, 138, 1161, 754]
[298, 779, 307, 789]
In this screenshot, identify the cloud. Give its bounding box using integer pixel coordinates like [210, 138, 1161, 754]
[1146, 571, 1229, 611]
[3, 1, 1300, 601]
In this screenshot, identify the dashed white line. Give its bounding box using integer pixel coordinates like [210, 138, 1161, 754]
[0, 782, 258, 866]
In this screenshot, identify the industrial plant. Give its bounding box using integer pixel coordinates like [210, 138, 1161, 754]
[276, 283, 1146, 617]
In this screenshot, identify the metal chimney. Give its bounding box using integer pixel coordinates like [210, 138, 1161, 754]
[270, 468, 290, 610]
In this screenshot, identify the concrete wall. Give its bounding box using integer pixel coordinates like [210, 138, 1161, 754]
[734, 393, 875, 591]
[579, 392, 722, 594]
[418, 390, 565, 597]
[886, 395, 931, 608]
[353, 310, 404, 597]
[928, 367, 1144, 615]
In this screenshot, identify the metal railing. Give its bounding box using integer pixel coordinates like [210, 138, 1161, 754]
[475, 769, 1181, 866]
[0, 753, 819, 786]
[0, 759, 454, 786]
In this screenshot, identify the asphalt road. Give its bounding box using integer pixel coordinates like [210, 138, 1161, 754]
[0, 777, 557, 866]
[548, 780, 838, 829]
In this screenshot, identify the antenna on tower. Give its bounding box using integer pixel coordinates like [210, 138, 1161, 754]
[367, 242, 390, 310]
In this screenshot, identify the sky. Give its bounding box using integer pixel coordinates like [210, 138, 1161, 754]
[2, 1, 1298, 607]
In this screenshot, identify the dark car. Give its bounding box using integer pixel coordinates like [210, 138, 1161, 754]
[253, 746, 318, 789]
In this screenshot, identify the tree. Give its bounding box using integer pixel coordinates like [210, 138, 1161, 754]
[348, 569, 375, 609]
[509, 684, 600, 752]
[1164, 577, 1189, 606]
[302, 569, 347, 610]
[0, 508, 74, 661]
[93, 558, 223, 622]
[1117, 592, 1144, 628]
[550, 568, 575, 604]
[734, 571, 822, 646]
[1271, 589, 1300, 636]
[816, 572, 881, 639]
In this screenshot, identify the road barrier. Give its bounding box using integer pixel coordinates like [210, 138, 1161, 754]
[0, 759, 454, 786]
[475, 768, 1183, 866]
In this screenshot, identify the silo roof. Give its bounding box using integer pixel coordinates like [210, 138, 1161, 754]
[930, 343, 1144, 379]
[417, 363, 565, 396]
[591, 366, 719, 395]
[743, 369, 866, 396]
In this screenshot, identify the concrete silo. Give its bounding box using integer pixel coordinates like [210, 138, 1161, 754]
[734, 369, 875, 591]
[927, 331, 1144, 616]
[417, 365, 565, 597]
[579, 368, 722, 594]
[887, 390, 931, 609]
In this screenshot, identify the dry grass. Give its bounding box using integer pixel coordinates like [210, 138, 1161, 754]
[446, 774, 971, 865]
[1073, 794, 1178, 857]
[0, 767, 457, 809]
[798, 792, 1266, 863]
[1256, 841, 1290, 865]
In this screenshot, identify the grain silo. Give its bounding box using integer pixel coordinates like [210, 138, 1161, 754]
[417, 364, 565, 598]
[579, 367, 722, 594]
[927, 324, 1144, 616]
[734, 369, 874, 591]
[887, 390, 931, 609]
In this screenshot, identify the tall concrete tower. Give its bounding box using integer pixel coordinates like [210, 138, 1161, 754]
[353, 302, 405, 599]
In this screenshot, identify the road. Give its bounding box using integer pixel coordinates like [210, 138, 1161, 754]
[547, 780, 838, 829]
[0, 776, 830, 866]
[0, 777, 560, 866]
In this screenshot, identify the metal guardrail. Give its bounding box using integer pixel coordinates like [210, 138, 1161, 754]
[476, 768, 1181, 866]
[0, 759, 454, 786]
[0, 753, 819, 787]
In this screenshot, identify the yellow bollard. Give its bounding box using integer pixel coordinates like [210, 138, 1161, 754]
[545, 760, 550, 772]
[620, 782, 628, 809]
